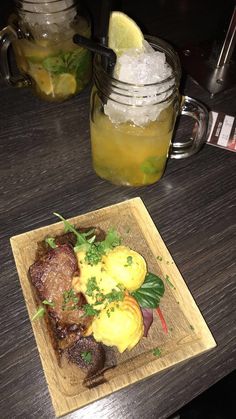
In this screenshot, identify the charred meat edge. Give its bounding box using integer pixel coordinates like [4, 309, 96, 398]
[28, 227, 116, 386]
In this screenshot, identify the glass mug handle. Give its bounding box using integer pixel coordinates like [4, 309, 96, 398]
[170, 96, 209, 159]
[0, 25, 31, 87]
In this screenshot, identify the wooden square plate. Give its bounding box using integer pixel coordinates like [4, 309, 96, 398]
[10, 197, 216, 417]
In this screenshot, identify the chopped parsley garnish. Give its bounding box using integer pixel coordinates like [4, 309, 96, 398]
[165, 275, 176, 289]
[153, 347, 162, 357]
[85, 228, 121, 266]
[124, 255, 133, 267]
[190, 324, 195, 331]
[105, 289, 125, 304]
[81, 351, 92, 364]
[45, 237, 57, 249]
[83, 286, 125, 317]
[86, 277, 99, 297]
[156, 255, 163, 261]
[82, 304, 100, 317]
[127, 256, 133, 264]
[85, 245, 102, 265]
[62, 289, 79, 311]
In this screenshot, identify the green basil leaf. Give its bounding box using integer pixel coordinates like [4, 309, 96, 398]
[132, 272, 165, 309]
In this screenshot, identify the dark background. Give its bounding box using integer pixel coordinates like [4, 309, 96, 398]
[1, 0, 235, 48]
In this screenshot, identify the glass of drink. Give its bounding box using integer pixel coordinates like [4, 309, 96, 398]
[90, 36, 208, 186]
[0, 0, 92, 101]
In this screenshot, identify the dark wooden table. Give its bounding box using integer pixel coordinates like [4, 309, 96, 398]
[1, 35, 236, 419]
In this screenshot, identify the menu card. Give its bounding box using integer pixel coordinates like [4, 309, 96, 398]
[207, 111, 236, 152]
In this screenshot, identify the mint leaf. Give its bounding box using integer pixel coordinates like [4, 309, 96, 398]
[140, 156, 164, 175]
[42, 55, 66, 74]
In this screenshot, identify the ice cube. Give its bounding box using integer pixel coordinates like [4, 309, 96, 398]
[114, 41, 172, 85]
[105, 41, 174, 126]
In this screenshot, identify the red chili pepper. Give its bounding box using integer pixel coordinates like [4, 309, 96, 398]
[156, 307, 168, 334]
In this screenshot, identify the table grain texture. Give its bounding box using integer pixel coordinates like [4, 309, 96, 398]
[1, 2, 236, 418]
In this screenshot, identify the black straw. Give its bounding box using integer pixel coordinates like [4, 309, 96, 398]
[73, 34, 116, 72]
[97, 0, 111, 46]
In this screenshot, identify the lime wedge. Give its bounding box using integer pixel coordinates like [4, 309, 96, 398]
[108, 11, 144, 56]
[55, 73, 77, 96]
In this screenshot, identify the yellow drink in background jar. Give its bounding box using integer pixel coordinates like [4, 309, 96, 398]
[13, 17, 91, 101]
[1, 1, 92, 101]
[91, 102, 176, 186]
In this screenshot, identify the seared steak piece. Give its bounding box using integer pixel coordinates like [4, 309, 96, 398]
[29, 244, 91, 336]
[67, 336, 117, 388]
[30, 244, 77, 302]
[36, 233, 77, 258]
[29, 233, 116, 385]
[67, 336, 106, 375]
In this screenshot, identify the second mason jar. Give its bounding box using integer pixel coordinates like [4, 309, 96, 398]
[0, 0, 92, 101]
[90, 36, 208, 187]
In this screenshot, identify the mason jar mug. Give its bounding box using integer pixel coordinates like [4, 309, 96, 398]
[0, 0, 92, 101]
[90, 36, 209, 186]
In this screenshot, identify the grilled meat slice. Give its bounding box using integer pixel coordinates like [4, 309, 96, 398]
[67, 336, 106, 375]
[66, 336, 117, 388]
[29, 237, 116, 384]
[29, 244, 92, 340]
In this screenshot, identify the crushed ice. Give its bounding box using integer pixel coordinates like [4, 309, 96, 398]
[23, 0, 76, 28]
[104, 40, 175, 126]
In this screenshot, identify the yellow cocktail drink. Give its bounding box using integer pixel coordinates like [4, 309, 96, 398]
[90, 12, 181, 187]
[91, 102, 176, 186]
[12, 16, 91, 101]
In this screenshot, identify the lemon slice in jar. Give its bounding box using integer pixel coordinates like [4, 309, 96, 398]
[108, 11, 144, 56]
[32, 68, 53, 95]
[54, 73, 77, 96]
